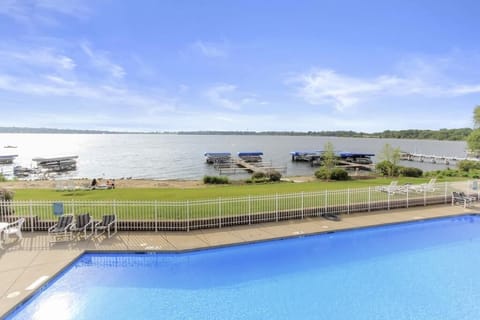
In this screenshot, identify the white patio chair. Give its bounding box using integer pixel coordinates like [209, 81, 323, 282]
[3, 217, 25, 242]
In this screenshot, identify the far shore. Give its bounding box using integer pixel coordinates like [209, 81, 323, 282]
[0, 176, 318, 190]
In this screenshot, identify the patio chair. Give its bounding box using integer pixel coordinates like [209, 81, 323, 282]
[375, 181, 399, 194]
[3, 217, 25, 242]
[95, 214, 117, 238]
[409, 178, 437, 193]
[48, 214, 74, 243]
[71, 213, 93, 239]
[452, 192, 473, 208]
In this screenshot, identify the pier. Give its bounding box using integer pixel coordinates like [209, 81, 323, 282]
[400, 152, 479, 165]
[206, 151, 286, 175]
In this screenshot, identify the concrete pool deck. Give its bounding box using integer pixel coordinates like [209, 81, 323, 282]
[0, 204, 478, 317]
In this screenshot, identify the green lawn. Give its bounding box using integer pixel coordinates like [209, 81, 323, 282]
[8, 176, 463, 201]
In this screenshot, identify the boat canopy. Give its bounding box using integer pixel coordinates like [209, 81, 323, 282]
[238, 152, 263, 157]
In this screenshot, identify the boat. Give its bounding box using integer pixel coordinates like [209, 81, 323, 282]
[204, 152, 232, 164]
[3, 145, 17, 148]
[290, 151, 321, 162]
[32, 155, 78, 172]
[0, 154, 18, 164]
[238, 152, 263, 162]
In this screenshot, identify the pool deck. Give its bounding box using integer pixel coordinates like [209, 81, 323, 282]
[0, 204, 478, 317]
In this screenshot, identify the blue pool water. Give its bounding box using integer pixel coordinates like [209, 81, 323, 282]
[7, 215, 480, 320]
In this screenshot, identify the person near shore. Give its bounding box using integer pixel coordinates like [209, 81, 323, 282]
[91, 178, 98, 188]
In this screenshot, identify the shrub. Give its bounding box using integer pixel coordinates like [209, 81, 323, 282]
[315, 167, 349, 180]
[203, 175, 229, 184]
[315, 167, 329, 180]
[399, 166, 423, 177]
[0, 188, 15, 216]
[266, 170, 282, 182]
[458, 160, 480, 172]
[375, 160, 400, 177]
[0, 173, 6, 182]
[330, 168, 349, 180]
[251, 172, 266, 180]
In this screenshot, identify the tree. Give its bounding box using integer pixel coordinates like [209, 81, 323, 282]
[378, 143, 401, 176]
[467, 105, 480, 156]
[322, 142, 336, 172]
[474, 105, 480, 129]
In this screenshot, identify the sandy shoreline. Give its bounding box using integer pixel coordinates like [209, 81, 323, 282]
[0, 176, 316, 189]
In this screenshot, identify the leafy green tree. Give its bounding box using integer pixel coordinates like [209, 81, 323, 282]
[322, 142, 336, 170]
[474, 105, 480, 129]
[378, 144, 401, 176]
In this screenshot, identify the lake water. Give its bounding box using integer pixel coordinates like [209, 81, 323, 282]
[0, 134, 468, 180]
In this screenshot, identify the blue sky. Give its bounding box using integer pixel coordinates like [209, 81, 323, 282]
[0, 0, 479, 132]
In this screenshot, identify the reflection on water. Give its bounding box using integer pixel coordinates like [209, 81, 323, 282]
[0, 134, 468, 180]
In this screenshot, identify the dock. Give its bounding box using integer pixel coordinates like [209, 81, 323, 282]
[400, 152, 479, 164]
[206, 151, 286, 175]
[32, 155, 78, 172]
[0, 154, 18, 164]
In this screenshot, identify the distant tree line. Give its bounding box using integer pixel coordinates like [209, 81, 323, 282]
[0, 126, 474, 141]
[178, 129, 473, 141]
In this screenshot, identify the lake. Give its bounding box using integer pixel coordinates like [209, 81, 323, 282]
[0, 134, 468, 180]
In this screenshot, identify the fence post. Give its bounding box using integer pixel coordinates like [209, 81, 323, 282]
[186, 201, 190, 232]
[406, 187, 409, 208]
[301, 192, 304, 219]
[248, 196, 251, 225]
[347, 189, 350, 215]
[155, 200, 158, 232]
[387, 191, 390, 210]
[324, 190, 328, 217]
[218, 197, 222, 228]
[424, 189, 427, 206]
[71, 199, 75, 215]
[275, 193, 278, 222]
[29, 200, 34, 232]
[368, 187, 371, 212]
[444, 182, 448, 204]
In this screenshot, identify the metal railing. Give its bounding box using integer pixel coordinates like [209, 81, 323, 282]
[0, 181, 476, 232]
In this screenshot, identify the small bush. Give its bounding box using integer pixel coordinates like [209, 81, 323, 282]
[0, 173, 6, 182]
[315, 167, 349, 180]
[330, 168, 349, 180]
[458, 160, 480, 172]
[251, 172, 266, 180]
[203, 175, 229, 184]
[266, 170, 282, 182]
[375, 160, 400, 177]
[399, 166, 423, 177]
[315, 167, 329, 179]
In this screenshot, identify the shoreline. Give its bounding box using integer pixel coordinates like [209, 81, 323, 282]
[0, 176, 317, 189]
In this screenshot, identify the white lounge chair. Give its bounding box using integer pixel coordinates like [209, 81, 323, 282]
[3, 218, 25, 243]
[409, 178, 437, 193]
[375, 181, 399, 194]
[95, 214, 117, 238]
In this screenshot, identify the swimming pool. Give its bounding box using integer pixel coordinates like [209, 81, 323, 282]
[6, 215, 480, 319]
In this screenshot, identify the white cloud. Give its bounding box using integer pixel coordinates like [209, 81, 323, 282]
[0, 0, 90, 25]
[206, 84, 240, 110]
[205, 84, 268, 110]
[0, 48, 76, 71]
[81, 42, 126, 79]
[192, 41, 227, 58]
[292, 67, 480, 111]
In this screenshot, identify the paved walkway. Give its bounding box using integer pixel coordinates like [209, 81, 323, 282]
[0, 204, 477, 317]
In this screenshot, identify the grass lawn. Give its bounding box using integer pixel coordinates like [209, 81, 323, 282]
[10, 176, 464, 201]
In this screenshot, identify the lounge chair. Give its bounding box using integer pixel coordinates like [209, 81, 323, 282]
[95, 214, 117, 238]
[409, 178, 437, 193]
[70, 213, 93, 239]
[2, 217, 25, 243]
[48, 214, 74, 243]
[375, 181, 400, 194]
[452, 192, 474, 208]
